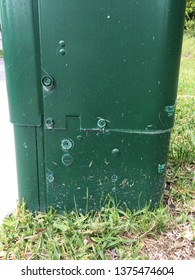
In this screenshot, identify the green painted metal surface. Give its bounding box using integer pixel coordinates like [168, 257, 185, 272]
[0, 0, 42, 125]
[0, 0, 186, 212]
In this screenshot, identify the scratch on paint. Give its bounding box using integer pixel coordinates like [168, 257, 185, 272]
[104, 159, 110, 165]
[98, 179, 103, 186]
[23, 142, 28, 149]
[120, 178, 129, 187]
[158, 164, 166, 174]
[164, 104, 176, 117]
[158, 112, 166, 128]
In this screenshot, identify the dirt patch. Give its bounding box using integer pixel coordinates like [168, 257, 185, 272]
[140, 223, 195, 260]
[182, 54, 194, 59]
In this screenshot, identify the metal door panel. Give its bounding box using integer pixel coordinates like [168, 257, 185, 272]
[39, 0, 185, 131]
[38, 0, 185, 211]
[44, 126, 170, 211]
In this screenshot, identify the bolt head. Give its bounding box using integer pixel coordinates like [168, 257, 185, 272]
[45, 118, 54, 129]
[97, 118, 107, 129]
[42, 76, 54, 87]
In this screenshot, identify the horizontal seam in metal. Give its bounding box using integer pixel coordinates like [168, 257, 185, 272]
[80, 128, 172, 135]
[107, 129, 172, 135]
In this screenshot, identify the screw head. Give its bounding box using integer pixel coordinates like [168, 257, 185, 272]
[61, 139, 73, 151]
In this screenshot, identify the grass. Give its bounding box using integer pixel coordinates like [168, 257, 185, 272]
[0, 34, 194, 260]
[0, 201, 172, 260]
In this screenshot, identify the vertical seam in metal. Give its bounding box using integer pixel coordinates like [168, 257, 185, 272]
[34, 126, 40, 211]
[41, 115, 47, 211]
[32, 0, 47, 211]
[32, 0, 43, 117]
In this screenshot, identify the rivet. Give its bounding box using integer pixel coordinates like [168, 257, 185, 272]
[97, 118, 107, 129]
[112, 148, 120, 157]
[45, 117, 54, 129]
[59, 49, 66, 56]
[59, 40, 65, 47]
[61, 139, 73, 151]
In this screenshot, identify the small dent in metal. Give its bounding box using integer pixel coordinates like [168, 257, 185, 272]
[62, 154, 74, 166]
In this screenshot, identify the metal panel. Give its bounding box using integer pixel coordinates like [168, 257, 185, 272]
[0, 0, 42, 125]
[44, 126, 171, 212]
[13, 126, 40, 210]
[38, 0, 185, 211]
[1, 0, 186, 212]
[39, 0, 185, 131]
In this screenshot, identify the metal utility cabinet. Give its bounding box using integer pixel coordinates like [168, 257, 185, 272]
[0, 0, 186, 212]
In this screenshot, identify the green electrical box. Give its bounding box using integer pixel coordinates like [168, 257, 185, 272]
[0, 0, 186, 213]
